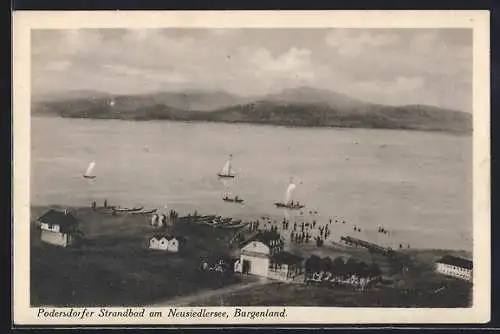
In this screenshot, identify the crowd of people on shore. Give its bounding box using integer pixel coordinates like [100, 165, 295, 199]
[237, 208, 412, 251]
[244, 213, 339, 248]
[89, 198, 412, 251]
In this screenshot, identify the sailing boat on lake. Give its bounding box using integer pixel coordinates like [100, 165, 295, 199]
[274, 178, 304, 210]
[217, 154, 236, 179]
[83, 161, 96, 179]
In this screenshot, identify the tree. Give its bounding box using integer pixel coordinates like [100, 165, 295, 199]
[355, 261, 370, 278]
[344, 257, 359, 276]
[331, 257, 346, 276]
[305, 255, 322, 273]
[368, 263, 382, 278]
[321, 257, 333, 272]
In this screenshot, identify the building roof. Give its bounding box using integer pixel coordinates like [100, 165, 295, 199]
[245, 230, 283, 247]
[150, 235, 185, 242]
[151, 235, 175, 241]
[436, 255, 473, 269]
[271, 251, 303, 265]
[37, 209, 79, 233]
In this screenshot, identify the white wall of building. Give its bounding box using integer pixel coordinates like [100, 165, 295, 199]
[40, 222, 60, 233]
[240, 254, 269, 277]
[167, 239, 179, 252]
[149, 237, 179, 252]
[436, 262, 472, 281]
[242, 241, 270, 255]
[234, 259, 242, 273]
[41, 230, 69, 247]
[240, 241, 271, 277]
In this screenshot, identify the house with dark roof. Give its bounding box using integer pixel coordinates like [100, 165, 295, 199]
[148, 235, 185, 252]
[435, 255, 473, 282]
[36, 209, 80, 247]
[233, 231, 302, 280]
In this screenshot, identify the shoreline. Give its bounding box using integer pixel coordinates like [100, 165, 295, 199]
[30, 204, 473, 258]
[31, 114, 473, 137]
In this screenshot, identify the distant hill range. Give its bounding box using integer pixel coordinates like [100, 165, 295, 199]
[32, 87, 472, 134]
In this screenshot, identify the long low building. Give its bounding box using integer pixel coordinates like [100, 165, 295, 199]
[435, 255, 473, 282]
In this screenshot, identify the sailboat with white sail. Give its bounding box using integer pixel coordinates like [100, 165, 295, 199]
[83, 161, 97, 179]
[217, 154, 236, 179]
[274, 178, 304, 209]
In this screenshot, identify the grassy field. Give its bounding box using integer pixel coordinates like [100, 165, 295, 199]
[30, 205, 242, 307]
[188, 277, 472, 307]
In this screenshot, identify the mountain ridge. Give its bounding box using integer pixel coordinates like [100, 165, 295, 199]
[31, 87, 472, 134]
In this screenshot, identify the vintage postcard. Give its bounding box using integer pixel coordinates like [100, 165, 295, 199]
[13, 10, 490, 325]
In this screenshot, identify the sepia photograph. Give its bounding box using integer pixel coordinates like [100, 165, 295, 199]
[13, 11, 490, 325]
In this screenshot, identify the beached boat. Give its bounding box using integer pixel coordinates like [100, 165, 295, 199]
[198, 215, 217, 221]
[218, 219, 243, 227]
[274, 178, 305, 210]
[130, 208, 158, 215]
[208, 217, 232, 226]
[219, 221, 249, 229]
[112, 206, 144, 213]
[217, 154, 236, 178]
[83, 161, 96, 179]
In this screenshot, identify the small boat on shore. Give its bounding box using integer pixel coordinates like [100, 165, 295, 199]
[207, 216, 232, 226]
[219, 221, 249, 229]
[130, 208, 158, 215]
[112, 206, 144, 213]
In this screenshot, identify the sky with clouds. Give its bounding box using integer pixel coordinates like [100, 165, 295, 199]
[32, 28, 472, 112]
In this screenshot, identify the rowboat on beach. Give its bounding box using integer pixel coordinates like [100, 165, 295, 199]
[219, 221, 249, 229]
[112, 206, 144, 213]
[130, 208, 158, 215]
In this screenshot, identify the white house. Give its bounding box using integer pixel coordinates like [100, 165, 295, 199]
[36, 209, 80, 247]
[234, 231, 302, 281]
[148, 235, 183, 252]
[435, 255, 473, 282]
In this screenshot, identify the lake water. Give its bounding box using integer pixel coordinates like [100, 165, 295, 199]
[31, 117, 473, 251]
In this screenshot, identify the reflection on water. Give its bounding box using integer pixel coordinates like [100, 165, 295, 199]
[31, 117, 472, 251]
